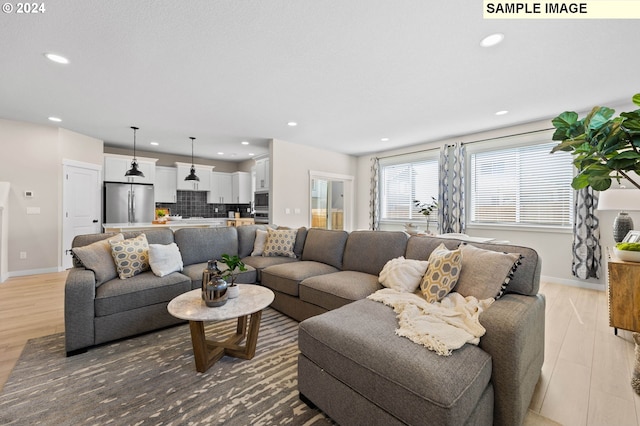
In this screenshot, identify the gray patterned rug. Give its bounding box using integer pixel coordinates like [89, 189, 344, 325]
[0, 308, 333, 425]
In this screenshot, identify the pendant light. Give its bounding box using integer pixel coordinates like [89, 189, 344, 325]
[184, 136, 200, 181]
[125, 126, 145, 178]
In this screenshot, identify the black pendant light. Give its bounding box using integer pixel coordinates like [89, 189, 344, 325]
[125, 126, 145, 178]
[185, 136, 200, 181]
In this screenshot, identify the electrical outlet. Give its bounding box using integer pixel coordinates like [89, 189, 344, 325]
[247, 207, 251, 213]
[19, 251, 27, 259]
[214, 207, 219, 213]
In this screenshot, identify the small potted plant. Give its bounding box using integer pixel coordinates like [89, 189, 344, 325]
[219, 254, 247, 298]
[413, 197, 438, 234]
[155, 209, 167, 223]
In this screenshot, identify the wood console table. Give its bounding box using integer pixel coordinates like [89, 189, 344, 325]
[607, 249, 640, 335]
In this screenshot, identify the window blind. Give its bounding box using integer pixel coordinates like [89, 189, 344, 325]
[469, 142, 574, 226]
[380, 158, 439, 221]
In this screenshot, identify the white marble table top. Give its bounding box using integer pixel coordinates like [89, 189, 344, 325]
[167, 285, 275, 322]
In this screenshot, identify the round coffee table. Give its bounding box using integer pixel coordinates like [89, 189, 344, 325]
[167, 284, 275, 373]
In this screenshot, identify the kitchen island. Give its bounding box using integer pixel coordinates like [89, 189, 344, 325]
[103, 218, 227, 233]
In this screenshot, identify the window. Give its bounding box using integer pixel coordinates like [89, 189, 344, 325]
[379, 155, 439, 222]
[469, 141, 574, 227]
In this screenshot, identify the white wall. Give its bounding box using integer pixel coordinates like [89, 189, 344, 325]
[271, 139, 357, 229]
[0, 119, 103, 277]
[355, 117, 624, 289]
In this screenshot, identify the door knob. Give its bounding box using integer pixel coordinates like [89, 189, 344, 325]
[92, 219, 99, 223]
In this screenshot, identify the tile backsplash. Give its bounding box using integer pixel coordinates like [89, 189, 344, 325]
[156, 191, 251, 218]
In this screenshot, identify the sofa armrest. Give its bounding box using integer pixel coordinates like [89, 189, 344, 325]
[479, 293, 545, 426]
[64, 268, 97, 355]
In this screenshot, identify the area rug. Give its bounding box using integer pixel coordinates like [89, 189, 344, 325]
[0, 308, 333, 425]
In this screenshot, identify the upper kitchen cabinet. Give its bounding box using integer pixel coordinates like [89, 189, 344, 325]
[232, 172, 252, 203]
[175, 162, 213, 191]
[255, 157, 270, 191]
[155, 166, 177, 203]
[104, 154, 157, 184]
[208, 172, 233, 204]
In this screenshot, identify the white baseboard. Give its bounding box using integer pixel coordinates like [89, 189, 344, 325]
[7, 267, 61, 279]
[541, 275, 605, 291]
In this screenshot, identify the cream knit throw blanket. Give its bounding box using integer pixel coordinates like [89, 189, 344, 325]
[367, 289, 494, 356]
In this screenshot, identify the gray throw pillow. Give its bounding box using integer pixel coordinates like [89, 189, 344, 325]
[453, 243, 522, 300]
[72, 233, 124, 286]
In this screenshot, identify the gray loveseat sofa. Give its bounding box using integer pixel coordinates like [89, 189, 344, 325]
[65, 225, 544, 425]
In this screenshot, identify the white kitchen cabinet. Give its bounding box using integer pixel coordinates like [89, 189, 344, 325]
[255, 157, 270, 190]
[155, 166, 177, 203]
[104, 154, 157, 184]
[175, 162, 212, 191]
[208, 172, 233, 203]
[232, 172, 252, 204]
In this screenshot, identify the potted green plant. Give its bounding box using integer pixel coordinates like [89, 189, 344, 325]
[218, 254, 247, 298]
[413, 197, 438, 234]
[550, 93, 640, 191]
[155, 209, 167, 223]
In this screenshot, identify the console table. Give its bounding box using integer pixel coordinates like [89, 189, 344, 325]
[607, 249, 640, 335]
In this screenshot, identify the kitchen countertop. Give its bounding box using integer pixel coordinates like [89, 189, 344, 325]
[103, 219, 227, 232]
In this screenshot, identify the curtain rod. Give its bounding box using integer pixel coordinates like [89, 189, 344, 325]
[377, 127, 555, 160]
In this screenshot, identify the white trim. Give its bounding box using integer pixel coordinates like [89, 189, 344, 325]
[7, 267, 61, 278]
[62, 158, 103, 171]
[541, 275, 605, 291]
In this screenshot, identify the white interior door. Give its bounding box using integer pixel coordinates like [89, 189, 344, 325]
[62, 161, 102, 270]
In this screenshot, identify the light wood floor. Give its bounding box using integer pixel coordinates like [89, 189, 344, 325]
[0, 273, 639, 425]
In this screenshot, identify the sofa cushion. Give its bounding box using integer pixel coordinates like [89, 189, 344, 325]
[263, 228, 298, 258]
[71, 233, 124, 286]
[298, 299, 493, 425]
[420, 243, 462, 303]
[406, 236, 541, 296]
[241, 256, 298, 281]
[454, 244, 522, 300]
[251, 229, 269, 256]
[342, 231, 408, 275]
[110, 234, 151, 279]
[378, 256, 429, 293]
[124, 228, 175, 245]
[237, 224, 274, 258]
[95, 271, 191, 317]
[300, 271, 382, 311]
[174, 227, 238, 266]
[261, 261, 339, 296]
[148, 243, 184, 277]
[301, 229, 349, 269]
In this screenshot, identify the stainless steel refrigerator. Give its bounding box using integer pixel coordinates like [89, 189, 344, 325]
[104, 182, 155, 223]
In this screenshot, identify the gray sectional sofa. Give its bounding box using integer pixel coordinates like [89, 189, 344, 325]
[65, 224, 544, 426]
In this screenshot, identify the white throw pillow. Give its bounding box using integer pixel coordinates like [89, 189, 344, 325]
[251, 229, 269, 256]
[148, 243, 184, 277]
[378, 256, 429, 293]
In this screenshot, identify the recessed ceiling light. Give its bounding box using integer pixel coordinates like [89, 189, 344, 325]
[217, 152, 224, 155]
[48, 116, 62, 122]
[150, 141, 159, 146]
[249, 153, 255, 156]
[495, 110, 509, 116]
[241, 141, 249, 145]
[480, 33, 504, 48]
[44, 53, 69, 64]
[381, 137, 390, 142]
[287, 122, 298, 127]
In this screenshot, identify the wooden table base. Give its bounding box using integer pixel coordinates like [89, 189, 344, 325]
[188, 310, 263, 373]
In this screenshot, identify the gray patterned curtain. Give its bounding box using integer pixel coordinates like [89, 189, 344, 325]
[438, 143, 465, 234]
[370, 157, 380, 230]
[572, 187, 601, 279]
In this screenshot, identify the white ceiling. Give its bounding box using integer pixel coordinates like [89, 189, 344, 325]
[1, 1, 639, 162]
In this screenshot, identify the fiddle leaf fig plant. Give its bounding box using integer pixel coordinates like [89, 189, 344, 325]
[550, 93, 640, 191]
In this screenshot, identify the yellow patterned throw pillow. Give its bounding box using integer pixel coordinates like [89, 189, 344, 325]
[262, 228, 298, 258]
[420, 243, 462, 303]
[109, 233, 150, 279]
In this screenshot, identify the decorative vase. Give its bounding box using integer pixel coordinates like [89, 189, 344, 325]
[203, 276, 228, 307]
[202, 260, 222, 299]
[613, 212, 634, 243]
[227, 284, 239, 299]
